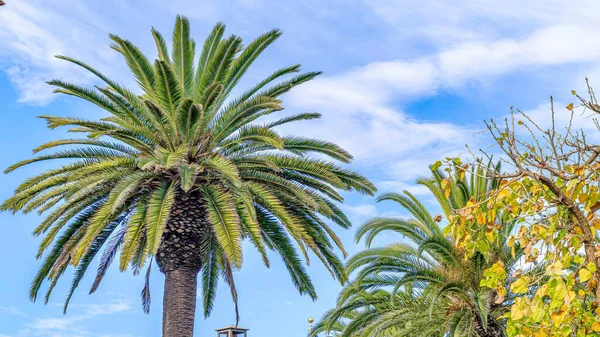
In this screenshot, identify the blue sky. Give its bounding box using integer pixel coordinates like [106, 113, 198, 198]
[1, 1, 600, 336]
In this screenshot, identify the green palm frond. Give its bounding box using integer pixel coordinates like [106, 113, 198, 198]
[146, 181, 176, 254]
[201, 185, 242, 268]
[171, 15, 195, 95]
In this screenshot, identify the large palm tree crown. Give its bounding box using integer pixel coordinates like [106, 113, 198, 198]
[1, 16, 375, 317]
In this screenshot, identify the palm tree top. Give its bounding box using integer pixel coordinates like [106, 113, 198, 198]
[314, 163, 517, 337]
[1, 16, 376, 316]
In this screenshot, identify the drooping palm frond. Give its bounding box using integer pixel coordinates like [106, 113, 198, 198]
[2, 16, 376, 316]
[311, 288, 448, 337]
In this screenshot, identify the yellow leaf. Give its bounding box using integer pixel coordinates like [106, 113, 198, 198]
[566, 103, 574, 111]
[540, 284, 549, 296]
[441, 179, 450, 189]
[508, 236, 515, 248]
[551, 312, 565, 327]
[497, 188, 511, 200]
[593, 322, 600, 332]
[510, 276, 530, 294]
[553, 280, 568, 300]
[580, 268, 592, 282]
[531, 302, 544, 322]
[485, 230, 495, 242]
[571, 90, 577, 95]
[511, 305, 524, 320]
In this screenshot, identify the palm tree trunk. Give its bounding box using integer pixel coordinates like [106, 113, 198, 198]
[157, 191, 210, 337]
[473, 316, 505, 337]
[163, 268, 199, 337]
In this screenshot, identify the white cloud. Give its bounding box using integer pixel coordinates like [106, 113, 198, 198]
[30, 318, 73, 331]
[366, 0, 600, 46]
[4, 299, 133, 337]
[75, 301, 131, 317]
[283, 21, 600, 194]
[0, 1, 132, 105]
[341, 204, 377, 218]
[437, 24, 600, 86]
[376, 181, 431, 196]
[0, 306, 26, 316]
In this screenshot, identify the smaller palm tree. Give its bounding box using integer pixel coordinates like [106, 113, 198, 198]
[314, 163, 521, 337]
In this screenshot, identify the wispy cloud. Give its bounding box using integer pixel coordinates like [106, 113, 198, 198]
[366, 0, 600, 46]
[3, 299, 133, 337]
[340, 204, 378, 218]
[0, 306, 26, 317]
[283, 21, 600, 194]
[0, 2, 128, 105]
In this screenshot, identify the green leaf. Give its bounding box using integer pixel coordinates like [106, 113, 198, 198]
[171, 15, 195, 95]
[120, 203, 148, 271]
[178, 163, 198, 192]
[206, 155, 242, 188]
[195, 23, 226, 96]
[109, 35, 157, 100]
[146, 181, 176, 255]
[151, 27, 170, 62]
[201, 185, 242, 267]
[157, 147, 185, 168]
[154, 60, 182, 115]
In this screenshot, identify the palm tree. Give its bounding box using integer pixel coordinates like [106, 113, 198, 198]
[314, 163, 519, 337]
[1, 17, 375, 337]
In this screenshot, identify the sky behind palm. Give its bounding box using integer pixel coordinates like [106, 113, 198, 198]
[1, 1, 600, 336]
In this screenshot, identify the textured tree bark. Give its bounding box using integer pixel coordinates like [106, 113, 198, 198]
[473, 315, 505, 337]
[157, 191, 210, 337]
[162, 268, 199, 337]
